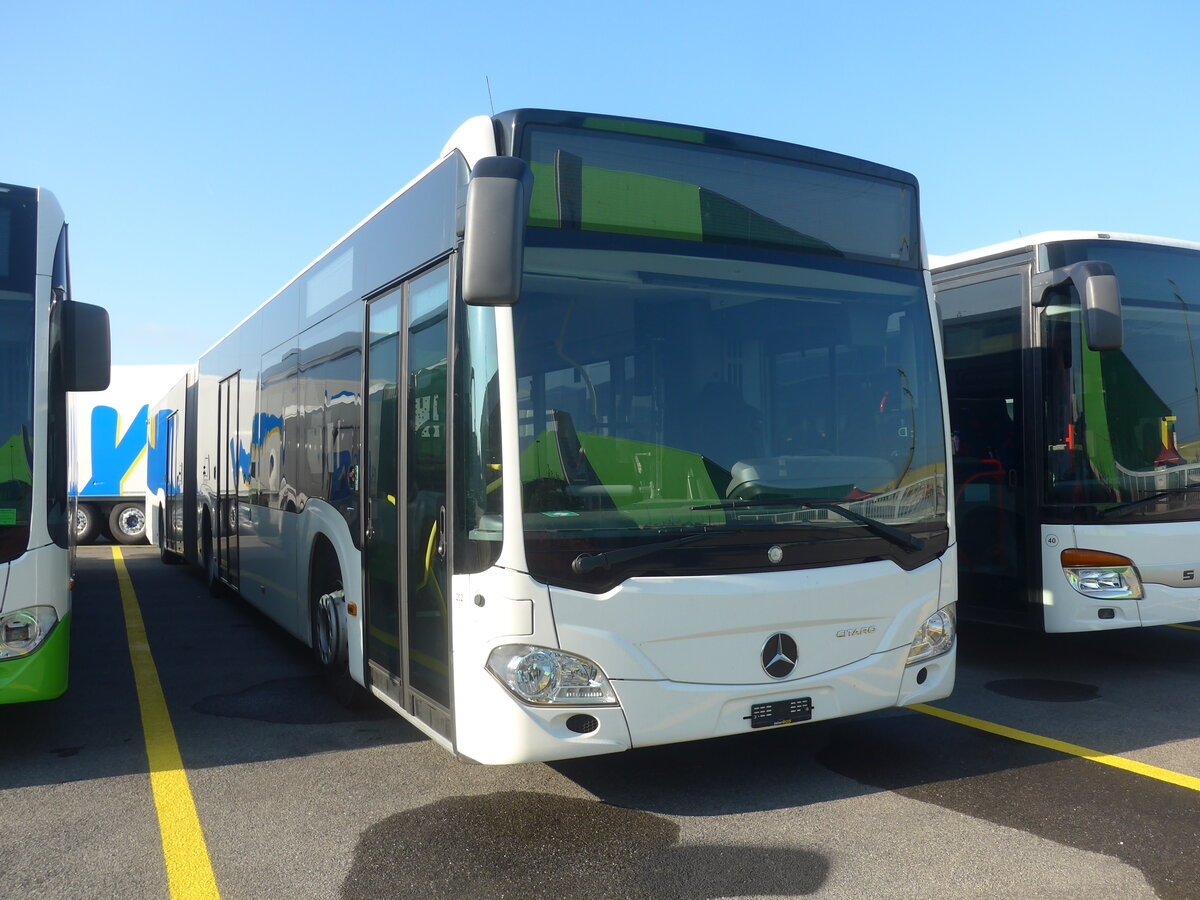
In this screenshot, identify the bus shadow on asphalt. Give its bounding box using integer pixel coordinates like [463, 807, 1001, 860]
[956, 617, 1200, 676]
[551, 716, 892, 816]
[340, 791, 829, 900]
[550, 707, 1197, 900]
[951, 617, 1200, 747]
[163, 563, 426, 772]
[551, 615, 1200, 818]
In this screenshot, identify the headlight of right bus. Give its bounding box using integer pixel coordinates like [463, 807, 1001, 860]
[907, 604, 956, 665]
[1060, 549, 1143, 599]
[487, 644, 619, 705]
[0, 607, 59, 660]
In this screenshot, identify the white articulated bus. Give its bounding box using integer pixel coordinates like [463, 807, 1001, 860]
[0, 182, 109, 703]
[147, 367, 200, 568]
[149, 110, 956, 763]
[934, 232, 1200, 632]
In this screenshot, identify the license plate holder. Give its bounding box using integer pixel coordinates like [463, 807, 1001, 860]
[747, 696, 813, 729]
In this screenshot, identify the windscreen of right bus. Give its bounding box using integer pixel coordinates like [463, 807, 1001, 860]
[1042, 240, 1200, 517]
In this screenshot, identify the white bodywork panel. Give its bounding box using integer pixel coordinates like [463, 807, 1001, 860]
[451, 550, 955, 764]
[1041, 522, 1200, 631]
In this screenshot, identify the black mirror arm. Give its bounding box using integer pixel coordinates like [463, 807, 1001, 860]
[1031, 261, 1116, 306]
[1032, 260, 1123, 351]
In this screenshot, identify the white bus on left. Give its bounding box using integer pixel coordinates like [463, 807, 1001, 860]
[0, 181, 109, 704]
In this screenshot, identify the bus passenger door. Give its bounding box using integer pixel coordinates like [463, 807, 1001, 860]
[216, 372, 240, 589]
[363, 263, 452, 740]
[164, 411, 178, 546]
[939, 270, 1038, 626]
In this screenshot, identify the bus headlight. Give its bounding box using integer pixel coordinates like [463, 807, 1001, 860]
[1061, 549, 1143, 599]
[0, 607, 59, 660]
[907, 604, 955, 665]
[487, 644, 619, 706]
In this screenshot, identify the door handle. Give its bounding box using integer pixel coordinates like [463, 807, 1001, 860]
[436, 506, 447, 559]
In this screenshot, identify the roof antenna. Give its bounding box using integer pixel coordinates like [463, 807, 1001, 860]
[485, 76, 496, 117]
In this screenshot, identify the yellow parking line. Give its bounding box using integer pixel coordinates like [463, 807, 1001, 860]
[1168, 623, 1200, 632]
[911, 703, 1200, 792]
[112, 547, 221, 899]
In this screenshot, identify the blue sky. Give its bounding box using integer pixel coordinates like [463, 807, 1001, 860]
[7, 0, 1200, 366]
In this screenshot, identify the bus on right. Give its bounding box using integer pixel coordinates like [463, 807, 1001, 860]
[933, 232, 1200, 631]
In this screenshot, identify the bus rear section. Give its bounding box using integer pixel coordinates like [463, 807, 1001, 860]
[935, 232, 1200, 632]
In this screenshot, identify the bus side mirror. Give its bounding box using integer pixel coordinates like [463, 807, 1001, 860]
[61, 300, 111, 391]
[1033, 261, 1123, 352]
[1081, 271, 1122, 351]
[462, 157, 533, 307]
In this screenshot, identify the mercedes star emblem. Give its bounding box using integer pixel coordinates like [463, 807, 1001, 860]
[761, 632, 798, 679]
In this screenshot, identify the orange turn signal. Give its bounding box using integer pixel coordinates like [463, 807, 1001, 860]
[1060, 548, 1134, 568]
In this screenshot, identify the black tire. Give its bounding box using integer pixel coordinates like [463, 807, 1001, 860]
[312, 585, 346, 671]
[109, 502, 147, 545]
[311, 547, 370, 708]
[74, 503, 100, 545]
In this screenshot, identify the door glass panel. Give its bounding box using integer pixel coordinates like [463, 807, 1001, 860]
[405, 267, 450, 707]
[165, 412, 178, 540]
[218, 373, 240, 586]
[366, 294, 401, 675]
[940, 275, 1029, 617]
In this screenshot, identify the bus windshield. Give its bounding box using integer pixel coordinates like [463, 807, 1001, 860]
[0, 189, 37, 563]
[1043, 240, 1200, 521]
[512, 240, 947, 588]
[521, 121, 918, 268]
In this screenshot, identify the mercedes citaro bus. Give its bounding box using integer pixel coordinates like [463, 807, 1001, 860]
[147, 110, 956, 763]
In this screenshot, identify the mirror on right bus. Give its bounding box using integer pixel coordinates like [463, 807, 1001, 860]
[1081, 269, 1123, 351]
[1036, 260, 1124, 352]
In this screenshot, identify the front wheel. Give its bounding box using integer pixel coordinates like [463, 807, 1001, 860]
[313, 588, 346, 671]
[109, 502, 147, 545]
[311, 565, 369, 708]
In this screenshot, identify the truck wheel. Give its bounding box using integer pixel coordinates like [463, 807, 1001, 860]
[74, 503, 99, 545]
[109, 502, 147, 545]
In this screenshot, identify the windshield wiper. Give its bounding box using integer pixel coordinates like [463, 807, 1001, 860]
[1097, 485, 1200, 519]
[689, 497, 925, 553]
[571, 532, 711, 574]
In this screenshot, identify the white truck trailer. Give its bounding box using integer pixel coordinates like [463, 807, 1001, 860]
[70, 364, 187, 544]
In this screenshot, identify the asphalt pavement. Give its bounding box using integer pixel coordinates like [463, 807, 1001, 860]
[3, 546, 1199, 899]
